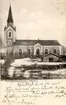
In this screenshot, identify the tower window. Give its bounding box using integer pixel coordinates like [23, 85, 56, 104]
[9, 32, 11, 37]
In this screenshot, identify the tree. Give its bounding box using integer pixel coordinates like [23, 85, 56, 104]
[0, 35, 3, 47]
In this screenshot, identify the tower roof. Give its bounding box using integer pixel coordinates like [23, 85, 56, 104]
[7, 5, 13, 23]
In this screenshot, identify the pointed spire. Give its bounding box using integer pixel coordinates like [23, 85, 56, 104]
[7, 5, 13, 24]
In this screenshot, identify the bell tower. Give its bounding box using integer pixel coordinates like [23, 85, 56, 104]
[4, 5, 16, 47]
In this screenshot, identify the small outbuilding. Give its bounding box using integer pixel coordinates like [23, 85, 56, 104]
[43, 53, 61, 62]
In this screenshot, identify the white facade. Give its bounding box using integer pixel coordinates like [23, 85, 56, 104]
[12, 44, 62, 57]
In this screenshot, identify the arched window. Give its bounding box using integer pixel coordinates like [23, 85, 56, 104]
[19, 49, 22, 56]
[53, 49, 56, 54]
[28, 49, 30, 55]
[36, 49, 40, 55]
[9, 32, 11, 37]
[45, 49, 48, 54]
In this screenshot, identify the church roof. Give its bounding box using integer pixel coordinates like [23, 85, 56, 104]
[7, 5, 13, 23]
[13, 40, 60, 46]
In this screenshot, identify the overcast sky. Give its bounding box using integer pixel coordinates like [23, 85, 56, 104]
[0, 0, 66, 46]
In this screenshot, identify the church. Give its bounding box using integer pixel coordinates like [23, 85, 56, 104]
[4, 6, 63, 62]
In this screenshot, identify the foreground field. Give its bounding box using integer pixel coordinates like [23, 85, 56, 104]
[11, 58, 66, 67]
[1, 58, 66, 79]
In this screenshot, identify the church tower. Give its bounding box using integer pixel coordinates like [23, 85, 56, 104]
[4, 5, 16, 47]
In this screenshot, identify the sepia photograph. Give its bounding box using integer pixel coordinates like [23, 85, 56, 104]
[0, 0, 66, 80]
[1, 1, 66, 105]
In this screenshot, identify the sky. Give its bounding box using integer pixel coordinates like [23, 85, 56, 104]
[0, 0, 66, 46]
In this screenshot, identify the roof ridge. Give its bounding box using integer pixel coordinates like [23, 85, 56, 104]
[13, 40, 60, 46]
[16, 39, 58, 41]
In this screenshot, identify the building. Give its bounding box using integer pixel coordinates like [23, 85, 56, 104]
[4, 5, 63, 62]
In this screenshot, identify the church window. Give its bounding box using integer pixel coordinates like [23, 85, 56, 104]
[45, 49, 48, 54]
[19, 49, 22, 56]
[9, 32, 11, 37]
[36, 49, 40, 55]
[53, 49, 56, 53]
[28, 49, 30, 55]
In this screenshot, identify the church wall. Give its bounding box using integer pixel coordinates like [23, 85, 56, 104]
[61, 46, 66, 55]
[13, 45, 61, 56]
[13, 29, 16, 42]
[27, 46, 34, 55]
[43, 46, 61, 55]
[13, 45, 34, 56]
[34, 43, 43, 55]
[13, 45, 27, 54]
[33, 44, 61, 56]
